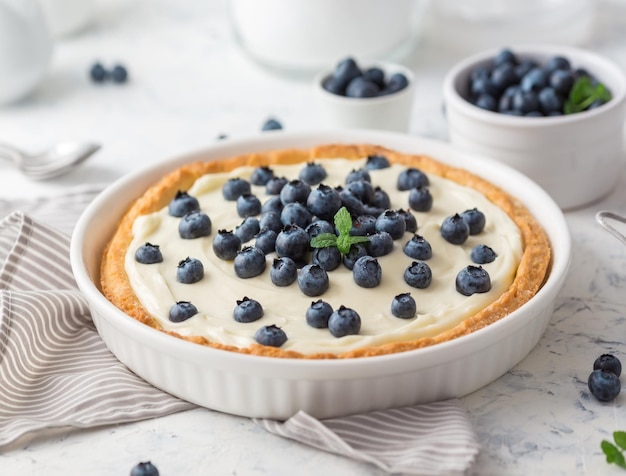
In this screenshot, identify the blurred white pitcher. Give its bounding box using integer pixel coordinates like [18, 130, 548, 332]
[0, 0, 53, 105]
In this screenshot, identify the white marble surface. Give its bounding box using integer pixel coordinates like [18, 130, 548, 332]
[3, 0, 626, 474]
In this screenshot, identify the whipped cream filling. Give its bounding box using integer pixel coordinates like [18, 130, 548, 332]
[126, 158, 523, 355]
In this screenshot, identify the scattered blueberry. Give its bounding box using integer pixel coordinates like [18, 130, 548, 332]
[178, 211, 212, 239]
[298, 264, 329, 296]
[398, 209, 418, 233]
[275, 224, 310, 262]
[391, 293, 417, 319]
[397, 168, 429, 191]
[130, 461, 160, 476]
[212, 230, 242, 260]
[440, 214, 470, 245]
[254, 325, 287, 347]
[461, 208, 486, 235]
[262, 118, 283, 131]
[375, 209, 406, 240]
[306, 184, 342, 221]
[353, 256, 382, 288]
[111, 64, 128, 83]
[366, 231, 394, 257]
[403, 235, 432, 260]
[365, 154, 390, 170]
[299, 162, 328, 186]
[471, 244, 497, 264]
[372, 186, 391, 210]
[270, 257, 298, 286]
[266, 176, 289, 195]
[259, 211, 283, 234]
[456, 265, 491, 296]
[306, 300, 333, 328]
[169, 301, 198, 323]
[168, 190, 200, 217]
[281, 202, 313, 229]
[350, 215, 377, 236]
[342, 243, 368, 270]
[408, 186, 433, 212]
[404, 261, 432, 289]
[177, 257, 204, 284]
[233, 246, 266, 278]
[223, 178, 251, 201]
[594, 354, 622, 377]
[339, 189, 365, 217]
[306, 219, 335, 241]
[234, 216, 260, 243]
[588, 369, 621, 402]
[135, 243, 163, 264]
[346, 179, 375, 204]
[233, 296, 264, 323]
[312, 246, 342, 271]
[346, 168, 371, 184]
[89, 62, 107, 82]
[236, 193, 262, 218]
[280, 179, 311, 205]
[254, 228, 278, 254]
[328, 305, 361, 338]
[261, 195, 284, 215]
[250, 166, 275, 186]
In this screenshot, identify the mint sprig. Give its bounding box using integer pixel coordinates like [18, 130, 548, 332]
[564, 75, 612, 114]
[602, 431, 626, 469]
[310, 207, 369, 255]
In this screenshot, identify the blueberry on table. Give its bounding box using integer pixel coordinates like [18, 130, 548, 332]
[212, 229, 242, 260]
[403, 235, 432, 261]
[89, 62, 107, 82]
[307, 184, 342, 221]
[353, 256, 382, 288]
[375, 209, 406, 240]
[456, 265, 491, 296]
[404, 261, 432, 289]
[371, 186, 390, 209]
[169, 301, 198, 323]
[233, 246, 266, 278]
[254, 325, 287, 347]
[298, 264, 329, 297]
[342, 243, 368, 270]
[312, 246, 342, 271]
[298, 162, 327, 186]
[280, 179, 311, 205]
[366, 231, 393, 258]
[306, 299, 333, 328]
[168, 190, 200, 217]
[265, 176, 289, 195]
[233, 296, 264, 323]
[261, 195, 284, 215]
[176, 257, 204, 284]
[223, 177, 251, 201]
[261, 118, 283, 131]
[408, 186, 433, 212]
[588, 369, 621, 402]
[350, 214, 376, 237]
[236, 193, 262, 218]
[178, 210, 212, 239]
[471, 244, 497, 264]
[346, 77, 380, 98]
[250, 166, 275, 186]
[441, 213, 470, 245]
[130, 461, 160, 476]
[275, 224, 310, 262]
[328, 305, 361, 338]
[339, 189, 365, 218]
[234, 217, 260, 243]
[306, 219, 335, 241]
[346, 179, 375, 204]
[391, 293, 417, 319]
[135, 242, 163, 264]
[594, 354, 622, 377]
[259, 211, 283, 233]
[281, 202, 312, 229]
[365, 154, 390, 170]
[397, 167, 429, 191]
[345, 168, 371, 184]
[111, 64, 128, 83]
[254, 228, 278, 255]
[398, 209, 418, 233]
[461, 208, 486, 235]
[270, 257, 298, 286]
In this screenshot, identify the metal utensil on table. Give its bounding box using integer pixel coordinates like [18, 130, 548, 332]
[0, 141, 100, 180]
[596, 211, 626, 246]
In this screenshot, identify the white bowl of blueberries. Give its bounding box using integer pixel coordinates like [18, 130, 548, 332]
[443, 44, 626, 210]
[314, 57, 415, 132]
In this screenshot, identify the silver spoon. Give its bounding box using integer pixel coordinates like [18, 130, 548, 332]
[0, 141, 100, 180]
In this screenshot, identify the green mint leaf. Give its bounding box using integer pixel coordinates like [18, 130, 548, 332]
[614, 431, 626, 451]
[310, 233, 337, 249]
[348, 235, 371, 246]
[334, 207, 353, 236]
[602, 440, 626, 469]
[565, 76, 612, 114]
[336, 234, 352, 254]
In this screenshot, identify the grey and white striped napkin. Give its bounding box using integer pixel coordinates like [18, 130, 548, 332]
[0, 187, 479, 475]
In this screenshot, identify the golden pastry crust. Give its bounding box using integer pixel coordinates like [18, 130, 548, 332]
[100, 144, 551, 359]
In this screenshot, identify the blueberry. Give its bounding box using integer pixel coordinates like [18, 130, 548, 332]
[456, 265, 491, 296]
[275, 224, 310, 262]
[259, 211, 283, 234]
[233, 246, 266, 278]
[343, 243, 369, 270]
[339, 189, 365, 217]
[234, 216, 260, 243]
[306, 219, 335, 241]
[397, 167, 429, 191]
[328, 305, 361, 338]
[382, 72, 409, 95]
[491, 63, 517, 91]
[178, 211, 212, 239]
[299, 162, 327, 186]
[332, 57, 362, 90]
[233, 296, 264, 323]
[346, 77, 380, 98]
[212, 229, 242, 260]
[270, 257, 298, 286]
[362, 67, 385, 88]
[346, 168, 371, 184]
[350, 214, 377, 236]
[588, 369, 621, 402]
[398, 209, 418, 233]
[498, 85, 521, 112]
[493, 48, 517, 67]
[404, 261, 432, 289]
[391, 293, 416, 319]
[168, 190, 200, 217]
[549, 69, 574, 96]
[307, 184, 343, 221]
[312, 246, 342, 271]
[254, 325, 287, 347]
[471, 244, 497, 264]
[365, 154, 390, 170]
[520, 68, 547, 93]
[594, 354, 622, 377]
[474, 94, 497, 112]
[372, 186, 391, 209]
[254, 228, 278, 254]
[346, 179, 375, 204]
[514, 59, 538, 80]
[89, 62, 107, 82]
[250, 166, 275, 186]
[223, 178, 251, 201]
[469, 65, 490, 82]
[169, 301, 198, 323]
[441, 213, 470, 245]
[512, 89, 540, 114]
[298, 264, 329, 296]
[265, 176, 289, 195]
[236, 193, 262, 218]
[461, 208, 486, 235]
[177, 257, 204, 284]
[376, 209, 406, 240]
[545, 55, 571, 75]
[408, 186, 433, 212]
[261, 195, 284, 215]
[366, 231, 393, 257]
[353, 256, 382, 288]
[111, 64, 128, 83]
[261, 118, 283, 131]
[130, 461, 160, 476]
[322, 75, 347, 96]
[470, 76, 498, 99]
[403, 234, 432, 260]
[306, 299, 333, 328]
[538, 87, 563, 115]
[281, 202, 313, 229]
[363, 204, 386, 218]
[135, 242, 163, 264]
[280, 179, 311, 205]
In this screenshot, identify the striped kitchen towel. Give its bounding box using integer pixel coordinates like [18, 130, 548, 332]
[0, 188, 480, 474]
